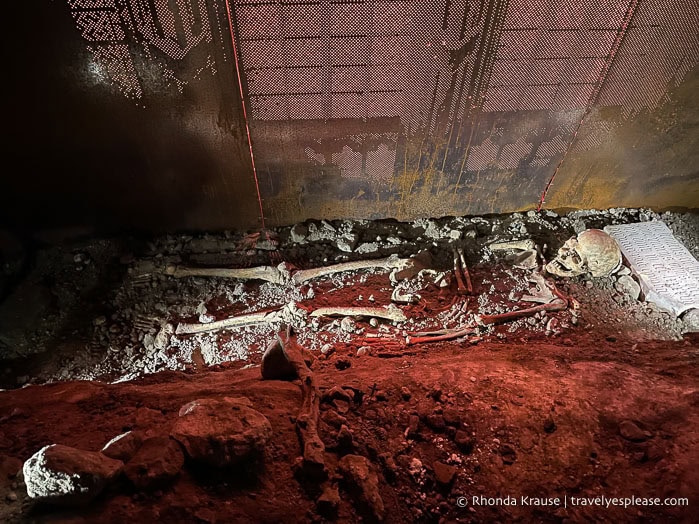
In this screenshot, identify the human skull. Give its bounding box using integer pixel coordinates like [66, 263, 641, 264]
[546, 229, 621, 278]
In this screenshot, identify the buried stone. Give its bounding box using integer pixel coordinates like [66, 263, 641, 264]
[101, 430, 144, 463]
[338, 454, 385, 522]
[261, 333, 315, 380]
[123, 436, 184, 490]
[171, 397, 272, 467]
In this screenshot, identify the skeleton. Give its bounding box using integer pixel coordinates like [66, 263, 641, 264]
[546, 229, 621, 278]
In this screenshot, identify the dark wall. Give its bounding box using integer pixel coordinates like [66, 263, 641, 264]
[3, 0, 260, 234]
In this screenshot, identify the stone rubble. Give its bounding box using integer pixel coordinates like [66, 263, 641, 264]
[23, 445, 123, 505]
[338, 454, 385, 522]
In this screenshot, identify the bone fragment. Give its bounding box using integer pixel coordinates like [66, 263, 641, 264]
[510, 250, 539, 270]
[521, 273, 557, 304]
[309, 306, 406, 323]
[490, 240, 539, 269]
[165, 263, 290, 285]
[293, 256, 414, 284]
[175, 310, 278, 335]
[391, 286, 420, 304]
[489, 239, 536, 251]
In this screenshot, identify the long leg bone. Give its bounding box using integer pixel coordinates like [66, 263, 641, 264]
[176, 304, 405, 335]
[175, 310, 279, 335]
[165, 263, 291, 285]
[292, 256, 415, 284]
[309, 306, 406, 323]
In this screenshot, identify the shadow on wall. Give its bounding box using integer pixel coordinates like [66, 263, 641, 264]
[1, 1, 259, 236]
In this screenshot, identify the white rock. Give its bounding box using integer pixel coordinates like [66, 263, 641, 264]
[290, 223, 308, 243]
[355, 242, 379, 254]
[336, 233, 359, 252]
[616, 275, 641, 301]
[341, 317, 358, 333]
[198, 313, 216, 324]
[23, 445, 123, 505]
[617, 265, 631, 276]
[154, 323, 174, 350]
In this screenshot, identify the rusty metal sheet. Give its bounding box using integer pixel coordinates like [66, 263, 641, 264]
[231, 0, 699, 224]
[4, 1, 698, 233]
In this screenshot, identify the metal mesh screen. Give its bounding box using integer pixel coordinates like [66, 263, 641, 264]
[62, 0, 699, 221]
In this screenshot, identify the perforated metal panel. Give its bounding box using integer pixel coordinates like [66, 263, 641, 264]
[56, 0, 699, 226]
